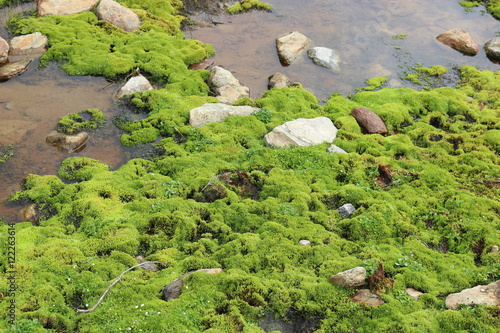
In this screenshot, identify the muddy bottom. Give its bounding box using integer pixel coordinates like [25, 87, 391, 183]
[0, 61, 130, 222]
[187, 0, 500, 100]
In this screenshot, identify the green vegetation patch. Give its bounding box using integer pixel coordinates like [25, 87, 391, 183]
[3, 64, 500, 332]
[57, 109, 106, 135]
[0, 144, 13, 164]
[227, 0, 272, 14]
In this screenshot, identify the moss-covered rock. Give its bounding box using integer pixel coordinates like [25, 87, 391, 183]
[57, 109, 106, 135]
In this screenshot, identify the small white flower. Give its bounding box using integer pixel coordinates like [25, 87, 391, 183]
[145, 312, 148, 316]
[68, 278, 71, 281]
[140, 304, 144, 307]
[157, 312, 161, 314]
[86, 304, 89, 307]
[135, 305, 139, 308]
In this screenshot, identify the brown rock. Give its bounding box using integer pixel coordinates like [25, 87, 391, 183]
[97, 0, 141, 32]
[350, 107, 388, 134]
[350, 289, 385, 306]
[37, 0, 99, 17]
[162, 268, 223, 301]
[405, 288, 423, 301]
[276, 31, 311, 66]
[445, 280, 500, 310]
[268, 72, 291, 89]
[0, 37, 8, 64]
[188, 58, 215, 70]
[436, 28, 479, 55]
[0, 58, 32, 81]
[328, 267, 366, 289]
[18, 203, 39, 223]
[8, 32, 48, 56]
[46, 131, 89, 154]
[491, 245, 499, 253]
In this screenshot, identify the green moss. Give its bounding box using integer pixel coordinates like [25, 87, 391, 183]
[226, 0, 272, 14]
[0, 144, 14, 164]
[57, 109, 106, 135]
[364, 76, 388, 91]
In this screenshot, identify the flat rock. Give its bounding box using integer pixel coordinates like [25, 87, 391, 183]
[162, 268, 223, 301]
[189, 103, 258, 128]
[9, 32, 48, 56]
[307, 47, 341, 73]
[36, 0, 99, 16]
[350, 289, 385, 306]
[350, 107, 388, 134]
[445, 280, 500, 310]
[188, 58, 215, 70]
[436, 28, 479, 55]
[0, 58, 32, 81]
[45, 131, 89, 154]
[484, 37, 500, 61]
[264, 117, 337, 148]
[326, 145, 348, 154]
[268, 72, 290, 89]
[405, 288, 423, 301]
[208, 66, 250, 104]
[0, 37, 8, 64]
[276, 31, 311, 66]
[97, 0, 141, 32]
[328, 266, 366, 289]
[115, 74, 154, 99]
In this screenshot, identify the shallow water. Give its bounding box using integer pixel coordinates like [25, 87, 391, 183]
[1, 0, 499, 223]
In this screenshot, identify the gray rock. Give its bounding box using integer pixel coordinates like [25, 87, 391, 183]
[97, 0, 141, 32]
[445, 280, 500, 310]
[37, 0, 99, 16]
[189, 103, 258, 128]
[276, 31, 311, 66]
[264, 117, 337, 148]
[484, 37, 500, 60]
[135, 256, 158, 272]
[162, 268, 223, 301]
[208, 66, 250, 104]
[307, 47, 341, 73]
[0, 58, 32, 81]
[268, 72, 290, 89]
[299, 239, 311, 246]
[326, 145, 348, 154]
[405, 288, 423, 301]
[115, 73, 154, 99]
[338, 203, 355, 217]
[0, 37, 8, 64]
[328, 266, 366, 289]
[350, 289, 385, 306]
[436, 28, 479, 55]
[8, 32, 48, 56]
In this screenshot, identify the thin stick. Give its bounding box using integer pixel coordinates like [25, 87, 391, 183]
[77, 261, 164, 313]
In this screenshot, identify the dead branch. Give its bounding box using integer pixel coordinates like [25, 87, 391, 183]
[77, 261, 164, 313]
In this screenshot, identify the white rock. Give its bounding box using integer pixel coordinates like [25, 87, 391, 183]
[264, 117, 337, 148]
[189, 103, 258, 128]
[115, 74, 154, 99]
[307, 47, 341, 73]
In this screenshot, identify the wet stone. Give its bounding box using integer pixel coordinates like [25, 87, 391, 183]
[484, 37, 500, 61]
[46, 131, 89, 154]
[0, 58, 32, 81]
[268, 72, 291, 89]
[307, 47, 341, 73]
[436, 28, 479, 55]
[276, 31, 311, 66]
[0, 37, 8, 64]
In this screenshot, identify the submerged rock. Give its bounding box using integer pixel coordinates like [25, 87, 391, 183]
[276, 31, 311, 66]
[8, 32, 48, 56]
[350, 106, 388, 134]
[445, 280, 500, 310]
[208, 66, 250, 104]
[189, 103, 258, 128]
[350, 289, 385, 306]
[37, 0, 99, 17]
[115, 73, 154, 99]
[264, 117, 338, 148]
[0, 59, 32, 81]
[0, 37, 8, 64]
[483, 37, 500, 61]
[162, 268, 223, 301]
[45, 131, 89, 154]
[97, 0, 142, 32]
[328, 266, 366, 289]
[307, 47, 341, 73]
[268, 72, 291, 89]
[436, 28, 479, 55]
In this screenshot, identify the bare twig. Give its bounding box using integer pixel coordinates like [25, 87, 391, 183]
[77, 261, 164, 313]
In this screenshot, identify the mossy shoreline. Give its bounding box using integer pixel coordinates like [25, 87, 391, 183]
[1, 1, 500, 332]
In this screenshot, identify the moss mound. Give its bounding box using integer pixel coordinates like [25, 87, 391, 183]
[57, 109, 106, 135]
